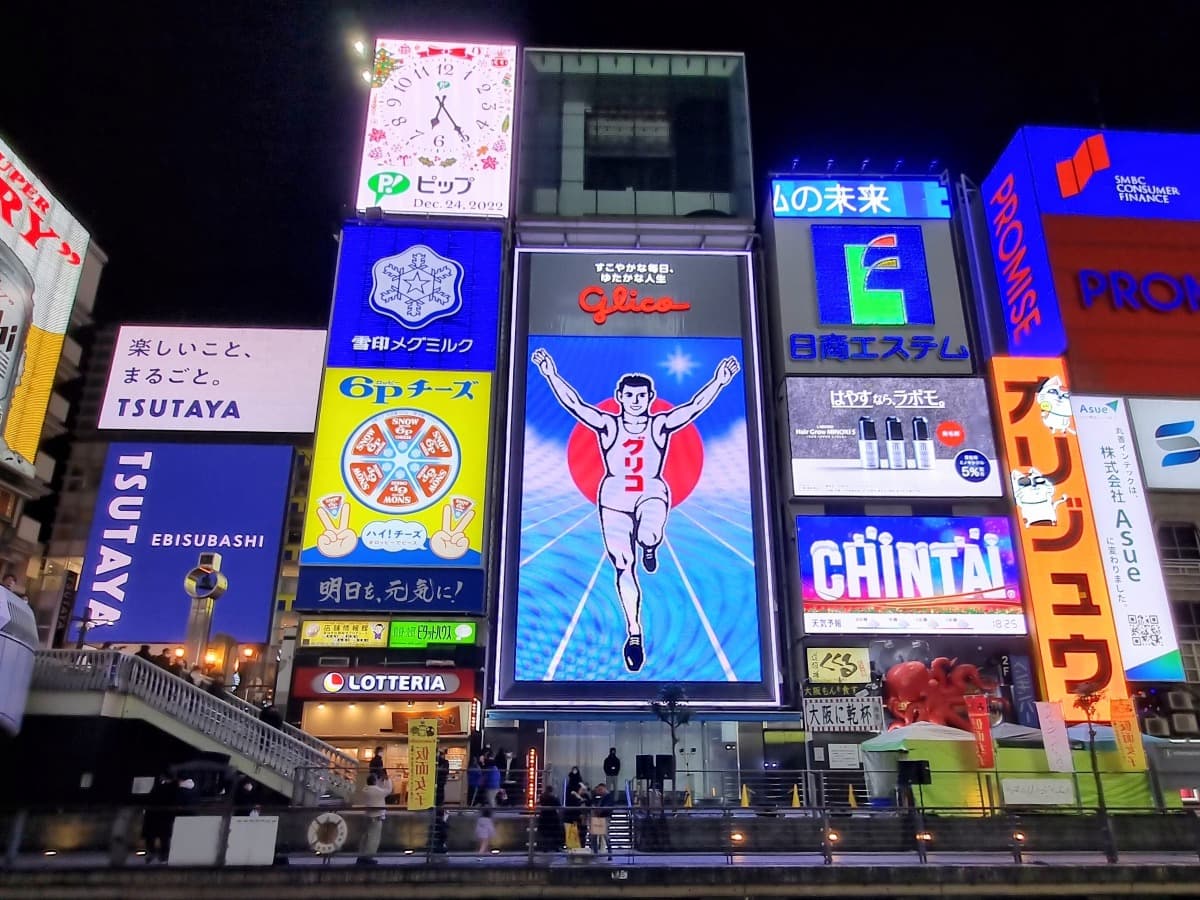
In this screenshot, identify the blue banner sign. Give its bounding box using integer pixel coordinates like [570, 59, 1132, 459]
[294, 565, 484, 615]
[771, 179, 950, 219]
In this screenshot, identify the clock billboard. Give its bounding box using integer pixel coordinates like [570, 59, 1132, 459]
[356, 39, 517, 218]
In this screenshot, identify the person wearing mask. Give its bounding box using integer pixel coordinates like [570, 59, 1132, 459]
[355, 773, 391, 865]
[603, 748, 621, 789]
[482, 753, 501, 807]
[564, 777, 590, 850]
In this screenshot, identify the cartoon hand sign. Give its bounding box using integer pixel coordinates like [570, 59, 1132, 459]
[316, 502, 358, 558]
[531, 347, 556, 378]
[430, 502, 475, 560]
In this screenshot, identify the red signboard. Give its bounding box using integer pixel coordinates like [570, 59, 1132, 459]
[965, 694, 994, 769]
[1045, 216, 1200, 396]
[291, 667, 476, 700]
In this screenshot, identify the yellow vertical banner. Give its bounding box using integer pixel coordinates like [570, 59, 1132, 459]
[406, 718, 439, 810]
[1109, 699, 1147, 771]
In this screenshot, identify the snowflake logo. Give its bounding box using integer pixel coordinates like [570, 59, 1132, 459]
[369, 244, 464, 329]
[481, 156, 498, 170]
[369, 128, 387, 142]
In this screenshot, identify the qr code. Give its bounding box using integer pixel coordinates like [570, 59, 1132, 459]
[1129, 614, 1163, 647]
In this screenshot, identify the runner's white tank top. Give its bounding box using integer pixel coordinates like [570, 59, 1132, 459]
[598, 415, 669, 512]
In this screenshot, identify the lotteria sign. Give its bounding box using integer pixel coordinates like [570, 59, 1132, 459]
[293, 667, 475, 700]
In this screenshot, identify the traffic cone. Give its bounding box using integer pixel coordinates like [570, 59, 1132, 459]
[791, 784, 801, 808]
[740, 784, 750, 807]
[847, 784, 858, 809]
[683, 790, 693, 809]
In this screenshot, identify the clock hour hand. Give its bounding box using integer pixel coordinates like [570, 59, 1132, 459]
[431, 95, 448, 129]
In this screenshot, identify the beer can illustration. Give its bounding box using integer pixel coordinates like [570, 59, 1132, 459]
[0, 241, 34, 439]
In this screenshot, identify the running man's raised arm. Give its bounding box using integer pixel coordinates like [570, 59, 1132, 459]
[661, 356, 740, 431]
[531, 348, 609, 430]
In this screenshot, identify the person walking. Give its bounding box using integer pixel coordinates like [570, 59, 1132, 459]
[474, 806, 496, 854]
[482, 753, 501, 807]
[135, 644, 154, 663]
[590, 783, 613, 859]
[467, 753, 482, 806]
[259, 703, 284, 730]
[536, 788, 564, 852]
[565, 777, 590, 849]
[369, 745, 387, 782]
[435, 749, 450, 808]
[355, 773, 391, 865]
[141, 773, 176, 863]
[603, 748, 621, 790]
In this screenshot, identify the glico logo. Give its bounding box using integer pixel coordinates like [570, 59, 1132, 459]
[578, 284, 691, 326]
[1155, 421, 1200, 468]
[811, 224, 934, 327]
[1056, 134, 1110, 199]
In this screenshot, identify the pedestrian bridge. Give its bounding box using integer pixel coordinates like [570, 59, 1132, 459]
[26, 650, 355, 804]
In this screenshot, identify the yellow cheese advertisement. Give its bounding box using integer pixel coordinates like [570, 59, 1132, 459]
[302, 367, 490, 567]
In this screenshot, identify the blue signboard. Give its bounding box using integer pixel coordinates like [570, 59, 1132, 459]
[294, 565, 484, 615]
[771, 179, 950, 219]
[73, 444, 292, 643]
[981, 132, 1064, 357]
[327, 223, 503, 372]
[1017, 126, 1200, 221]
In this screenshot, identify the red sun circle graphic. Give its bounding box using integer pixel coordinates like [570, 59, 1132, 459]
[565, 398, 705, 506]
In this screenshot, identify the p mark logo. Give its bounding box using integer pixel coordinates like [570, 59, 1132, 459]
[1155, 420, 1200, 468]
[811, 224, 934, 326]
[1056, 134, 1110, 198]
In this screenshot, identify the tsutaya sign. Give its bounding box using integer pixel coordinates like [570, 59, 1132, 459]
[990, 357, 1127, 721]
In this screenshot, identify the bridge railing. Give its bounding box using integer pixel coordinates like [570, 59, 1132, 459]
[30, 651, 357, 803]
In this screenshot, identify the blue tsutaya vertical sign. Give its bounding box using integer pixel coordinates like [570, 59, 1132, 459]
[771, 179, 950, 219]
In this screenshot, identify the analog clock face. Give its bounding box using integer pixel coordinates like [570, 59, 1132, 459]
[357, 40, 516, 217]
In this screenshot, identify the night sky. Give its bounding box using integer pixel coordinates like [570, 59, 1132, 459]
[5, 2, 1197, 330]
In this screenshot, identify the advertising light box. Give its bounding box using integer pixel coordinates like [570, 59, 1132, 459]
[389, 619, 476, 648]
[1129, 398, 1200, 490]
[293, 667, 475, 700]
[98, 326, 326, 433]
[785, 376, 1001, 498]
[990, 357, 1127, 721]
[301, 367, 490, 568]
[327, 224, 502, 372]
[356, 39, 516, 218]
[495, 249, 780, 706]
[293, 565, 484, 615]
[0, 138, 91, 478]
[299, 619, 388, 648]
[796, 515, 1024, 636]
[765, 214, 973, 375]
[73, 444, 291, 643]
[770, 178, 950, 219]
[1073, 396, 1183, 681]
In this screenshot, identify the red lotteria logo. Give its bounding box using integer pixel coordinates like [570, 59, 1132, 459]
[1056, 134, 1110, 198]
[936, 421, 965, 447]
[578, 285, 691, 326]
[319, 672, 345, 693]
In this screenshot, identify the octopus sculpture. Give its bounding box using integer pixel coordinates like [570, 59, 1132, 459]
[883, 657, 1000, 731]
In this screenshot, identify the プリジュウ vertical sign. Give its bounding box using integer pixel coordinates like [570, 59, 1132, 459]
[990, 357, 1127, 721]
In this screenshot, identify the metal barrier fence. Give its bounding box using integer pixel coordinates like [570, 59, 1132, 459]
[4, 801, 1200, 868]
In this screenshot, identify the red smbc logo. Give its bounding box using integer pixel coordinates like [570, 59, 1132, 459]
[1056, 134, 1110, 199]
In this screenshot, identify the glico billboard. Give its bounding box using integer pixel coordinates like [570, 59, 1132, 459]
[982, 127, 1200, 395]
[0, 138, 91, 478]
[494, 250, 781, 706]
[764, 176, 973, 376]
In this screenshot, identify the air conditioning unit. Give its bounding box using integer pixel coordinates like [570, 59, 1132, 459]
[1171, 713, 1200, 734]
[1144, 716, 1171, 737]
[1168, 691, 1195, 711]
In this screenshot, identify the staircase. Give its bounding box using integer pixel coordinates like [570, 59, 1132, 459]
[28, 650, 356, 804]
[608, 806, 634, 851]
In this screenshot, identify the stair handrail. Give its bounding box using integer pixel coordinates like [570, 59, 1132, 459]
[30, 650, 356, 802]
